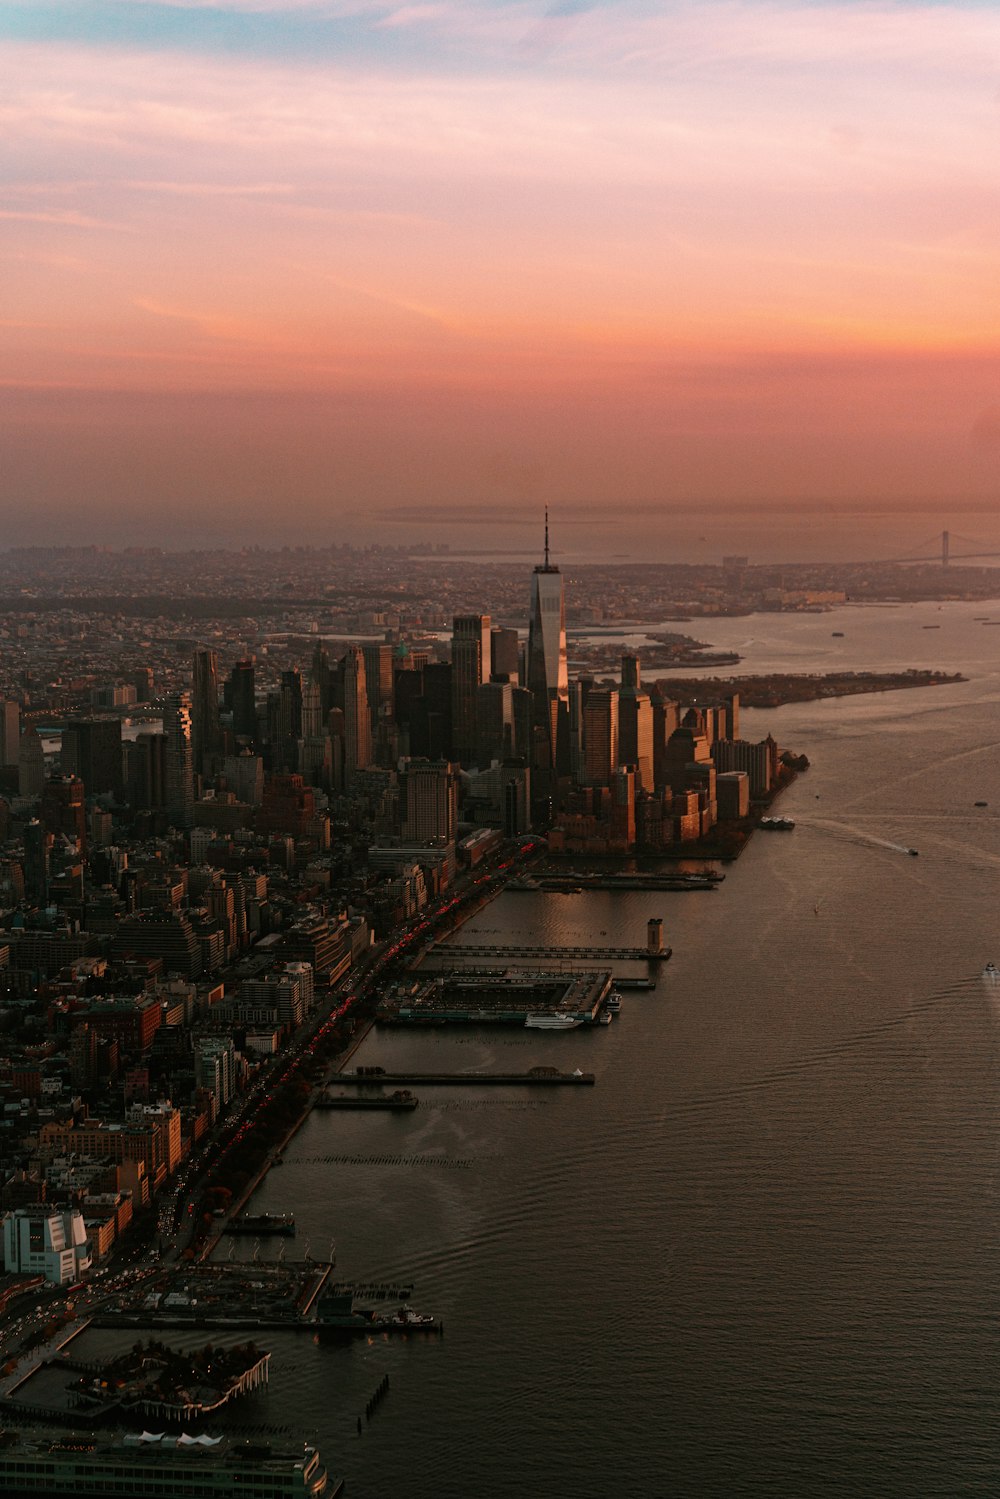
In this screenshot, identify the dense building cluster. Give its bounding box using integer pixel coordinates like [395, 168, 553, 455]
[0, 535, 826, 1283]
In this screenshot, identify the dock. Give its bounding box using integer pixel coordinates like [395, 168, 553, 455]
[316, 1093, 418, 1111]
[334, 1069, 595, 1086]
[431, 944, 671, 962]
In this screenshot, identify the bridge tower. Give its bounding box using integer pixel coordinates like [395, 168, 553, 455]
[942, 530, 950, 567]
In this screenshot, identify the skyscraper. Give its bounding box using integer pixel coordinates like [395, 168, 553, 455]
[343, 647, 372, 780]
[18, 727, 45, 798]
[618, 654, 653, 791]
[0, 698, 20, 767]
[163, 692, 194, 828]
[401, 759, 459, 843]
[451, 615, 491, 766]
[61, 716, 124, 800]
[583, 688, 619, 787]
[229, 658, 257, 742]
[526, 510, 568, 777]
[191, 648, 223, 776]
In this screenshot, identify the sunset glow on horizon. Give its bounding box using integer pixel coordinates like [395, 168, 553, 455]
[3, 0, 1000, 548]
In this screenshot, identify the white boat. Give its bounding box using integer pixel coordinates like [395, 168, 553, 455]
[524, 1013, 585, 1030]
[982, 963, 1000, 986]
[606, 993, 622, 1012]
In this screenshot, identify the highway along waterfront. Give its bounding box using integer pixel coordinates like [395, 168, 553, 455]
[71, 605, 1000, 1497]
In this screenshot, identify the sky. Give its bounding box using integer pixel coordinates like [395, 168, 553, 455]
[2, 0, 999, 554]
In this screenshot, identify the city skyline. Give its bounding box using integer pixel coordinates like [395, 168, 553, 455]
[3, 0, 1000, 548]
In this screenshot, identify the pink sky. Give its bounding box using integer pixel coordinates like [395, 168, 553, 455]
[2, 2, 999, 549]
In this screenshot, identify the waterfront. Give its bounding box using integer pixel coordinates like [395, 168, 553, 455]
[78, 600, 1000, 1496]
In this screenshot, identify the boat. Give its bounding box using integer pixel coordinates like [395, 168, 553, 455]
[507, 876, 541, 891]
[606, 992, 622, 1012]
[317, 1292, 440, 1334]
[975, 801, 988, 807]
[907, 848, 919, 857]
[598, 1011, 613, 1024]
[922, 624, 941, 629]
[982, 963, 1000, 985]
[832, 631, 844, 637]
[0, 1429, 335, 1497]
[226, 1212, 295, 1237]
[760, 816, 795, 830]
[524, 1013, 586, 1030]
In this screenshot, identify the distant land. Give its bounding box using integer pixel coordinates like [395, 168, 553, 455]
[652, 670, 966, 708]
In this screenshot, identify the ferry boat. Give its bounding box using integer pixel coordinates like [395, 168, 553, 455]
[759, 816, 795, 831]
[524, 1013, 585, 1030]
[606, 993, 622, 1012]
[982, 963, 1000, 985]
[0, 1429, 334, 1498]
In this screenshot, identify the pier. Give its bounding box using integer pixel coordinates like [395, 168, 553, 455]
[334, 1069, 595, 1086]
[431, 943, 671, 962]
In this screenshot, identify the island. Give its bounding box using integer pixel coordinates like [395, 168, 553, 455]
[651, 669, 965, 708]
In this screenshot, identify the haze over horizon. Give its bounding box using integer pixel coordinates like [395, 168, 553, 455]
[3, 0, 999, 551]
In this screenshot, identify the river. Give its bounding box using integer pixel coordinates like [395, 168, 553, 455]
[81, 598, 1000, 1496]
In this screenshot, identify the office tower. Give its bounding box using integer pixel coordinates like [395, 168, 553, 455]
[132, 666, 154, 703]
[451, 615, 491, 766]
[301, 678, 324, 740]
[500, 758, 531, 837]
[720, 692, 740, 742]
[491, 627, 520, 683]
[618, 655, 654, 792]
[229, 658, 257, 742]
[569, 677, 591, 785]
[362, 644, 394, 729]
[713, 736, 778, 798]
[223, 750, 264, 806]
[191, 648, 223, 776]
[526, 510, 568, 769]
[22, 818, 51, 904]
[129, 732, 167, 810]
[0, 698, 20, 766]
[163, 692, 194, 827]
[401, 759, 459, 842]
[343, 647, 372, 779]
[662, 713, 714, 795]
[610, 765, 637, 846]
[61, 716, 124, 800]
[259, 773, 316, 838]
[18, 726, 45, 797]
[477, 678, 514, 766]
[41, 774, 87, 851]
[309, 642, 333, 716]
[271, 669, 303, 771]
[410, 662, 452, 760]
[511, 685, 534, 761]
[582, 688, 619, 787]
[651, 691, 681, 790]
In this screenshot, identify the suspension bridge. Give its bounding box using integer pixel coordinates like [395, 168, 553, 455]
[868, 530, 1000, 567]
